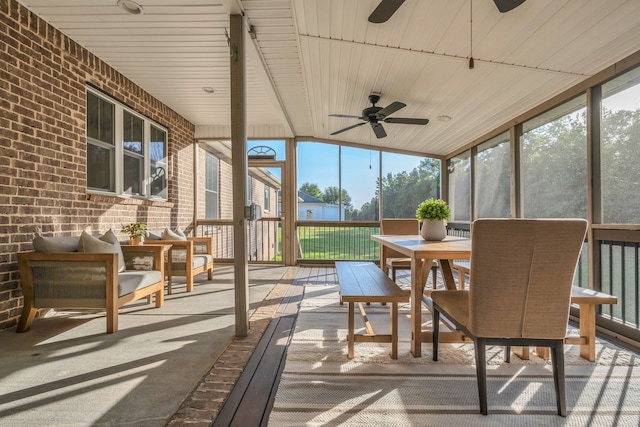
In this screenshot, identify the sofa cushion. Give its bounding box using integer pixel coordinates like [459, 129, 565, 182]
[162, 227, 187, 241]
[145, 230, 163, 240]
[33, 234, 80, 252]
[118, 270, 162, 297]
[79, 230, 126, 272]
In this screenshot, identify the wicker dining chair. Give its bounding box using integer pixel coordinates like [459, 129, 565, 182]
[431, 218, 588, 416]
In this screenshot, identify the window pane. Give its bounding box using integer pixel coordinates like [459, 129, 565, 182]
[297, 142, 339, 221]
[123, 155, 142, 195]
[205, 152, 219, 219]
[448, 152, 470, 222]
[150, 125, 167, 198]
[475, 133, 510, 218]
[520, 95, 587, 218]
[341, 146, 379, 221]
[264, 185, 271, 211]
[86, 144, 114, 191]
[87, 92, 114, 145]
[123, 111, 143, 154]
[150, 126, 166, 161]
[601, 67, 640, 224]
[381, 153, 440, 219]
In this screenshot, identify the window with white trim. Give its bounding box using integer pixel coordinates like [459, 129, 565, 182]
[86, 88, 167, 200]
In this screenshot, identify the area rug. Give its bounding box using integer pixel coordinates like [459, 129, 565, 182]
[268, 283, 640, 426]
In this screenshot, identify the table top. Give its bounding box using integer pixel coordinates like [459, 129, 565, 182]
[371, 234, 471, 260]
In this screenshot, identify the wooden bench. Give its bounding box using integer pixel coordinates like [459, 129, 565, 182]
[452, 261, 470, 289]
[335, 261, 410, 359]
[513, 286, 618, 362]
[450, 261, 618, 361]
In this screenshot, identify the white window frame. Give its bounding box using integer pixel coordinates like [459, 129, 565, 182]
[86, 87, 167, 201]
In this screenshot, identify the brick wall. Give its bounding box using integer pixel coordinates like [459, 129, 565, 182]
[0, 0, 197, 330]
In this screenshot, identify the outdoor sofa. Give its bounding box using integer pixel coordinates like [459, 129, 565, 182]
[143, 227, 214, 293]
[17, 230, 167, 333]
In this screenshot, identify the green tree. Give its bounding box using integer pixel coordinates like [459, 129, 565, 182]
[323, 186, 354, 219]
[379, 158, 441, 219]
[299, 182, 323, 200]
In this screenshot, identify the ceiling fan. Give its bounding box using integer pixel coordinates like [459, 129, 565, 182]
[329, 94, 429, 139]
[368, 0, 526, 23]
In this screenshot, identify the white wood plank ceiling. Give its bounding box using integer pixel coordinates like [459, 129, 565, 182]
[17, 0, 640, 156]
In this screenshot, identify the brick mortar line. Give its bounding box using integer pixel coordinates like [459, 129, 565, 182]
[167, 267, 299, 426]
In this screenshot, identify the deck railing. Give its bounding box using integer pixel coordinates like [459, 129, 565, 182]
[295, 221, 380, 263]
[196, 217, 640, 343]
[196, 217, 282, 263]
[595, 229, 640, 342]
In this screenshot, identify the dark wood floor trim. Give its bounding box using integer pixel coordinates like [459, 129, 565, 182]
[212, 277, 304, 426]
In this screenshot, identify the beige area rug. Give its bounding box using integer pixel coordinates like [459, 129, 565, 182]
[268, 282, 640, 426]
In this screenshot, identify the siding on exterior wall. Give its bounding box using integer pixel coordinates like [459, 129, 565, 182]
[0, 0, 197, 330]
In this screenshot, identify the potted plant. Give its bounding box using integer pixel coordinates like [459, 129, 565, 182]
[416, 198, 451, 241]
[121, 222, 147, 245]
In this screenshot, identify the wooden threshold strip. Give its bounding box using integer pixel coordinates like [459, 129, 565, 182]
[212, 279, 303, 426]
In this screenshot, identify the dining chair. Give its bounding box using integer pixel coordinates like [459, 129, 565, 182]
[431, 218, 588, 416]
[380, 219, 438, 287]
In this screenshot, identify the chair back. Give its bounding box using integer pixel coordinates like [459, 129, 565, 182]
[468, 218, 588, 339]
[380, 219, 419, 260]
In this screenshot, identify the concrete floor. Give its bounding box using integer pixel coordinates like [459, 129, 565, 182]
[0, 265, 290, 427]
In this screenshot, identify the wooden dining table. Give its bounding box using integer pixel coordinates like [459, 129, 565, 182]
[371, 234, 471, 357]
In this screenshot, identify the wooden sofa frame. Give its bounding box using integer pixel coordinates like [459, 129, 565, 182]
[145, 237, 214, 293]
[17, 245, 168, 333]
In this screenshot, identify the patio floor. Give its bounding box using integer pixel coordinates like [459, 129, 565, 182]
[2, 265, 638, 426]
[0, 264, 294, 427]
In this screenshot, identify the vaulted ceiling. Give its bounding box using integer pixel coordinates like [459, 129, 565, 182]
[17, 0, 640, 156]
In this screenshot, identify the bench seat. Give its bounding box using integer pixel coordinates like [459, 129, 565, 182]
[450, 260, 618, 361]
[335, 261, 410, 359]
[516, 286, 617, 362]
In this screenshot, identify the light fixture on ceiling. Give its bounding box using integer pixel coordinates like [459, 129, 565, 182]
[437, 115, 452, 122]
[202, 87, 215, 94]
[117, 0, 144, 15]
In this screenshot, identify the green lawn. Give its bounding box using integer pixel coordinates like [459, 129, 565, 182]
[297, 226, 380, 260]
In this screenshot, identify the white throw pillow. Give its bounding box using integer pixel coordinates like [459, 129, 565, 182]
[162, 227, 187, 241]
[79, 230, 126, 272]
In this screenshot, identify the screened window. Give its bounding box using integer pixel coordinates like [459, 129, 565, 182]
[601, 67, 640, 224]
[297, 142, 339, 221]
[381, 153, 439, 220]
[86, 88, 168, 200]
[448, 152, 471, 222]
[475, 133, 510, 218]
[520, 95, 587, 218]
[205, 152, 219, 219]
[341, 146, 378, 221]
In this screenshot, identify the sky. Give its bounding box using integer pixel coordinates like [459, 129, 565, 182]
[247, 140, 429, 209]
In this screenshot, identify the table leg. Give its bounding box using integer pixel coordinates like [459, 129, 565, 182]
[410, 257, 433, 357]
[348, 301, 355, 359]
[439, 259, 457, 291]
[379, 245, 388, 275]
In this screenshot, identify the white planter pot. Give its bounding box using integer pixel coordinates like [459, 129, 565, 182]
[420, 219, 447, 241]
